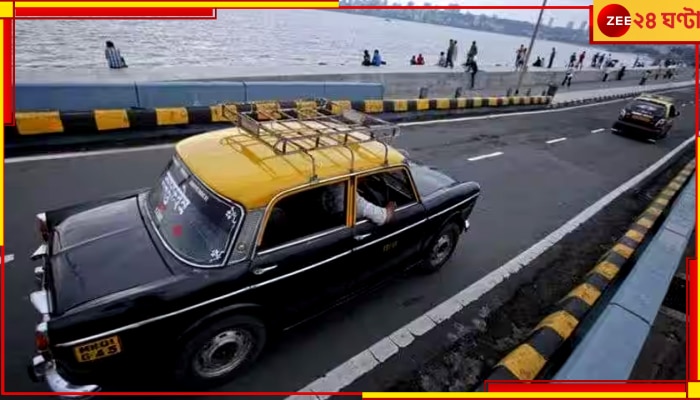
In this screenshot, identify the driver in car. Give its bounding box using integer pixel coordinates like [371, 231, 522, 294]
[323, 181, 396, 226]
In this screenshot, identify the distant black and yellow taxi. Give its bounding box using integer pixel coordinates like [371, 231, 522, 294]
[612, 94, 680, 141]
[27, 100, 481, 395]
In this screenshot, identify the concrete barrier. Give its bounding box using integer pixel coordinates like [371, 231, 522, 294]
[479, 160, 696, 384]
[16, 82, 140, 111]
[136, 82, 246, 108]
[8, 96, 552, 136]
[14, 81, 385, 111]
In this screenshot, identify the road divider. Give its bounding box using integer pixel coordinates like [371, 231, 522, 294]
[480, 159, 696, 385]
[7, 96, 552, 136]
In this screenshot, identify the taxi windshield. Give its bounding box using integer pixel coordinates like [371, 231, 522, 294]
[145, 156, 244, 267]
[630, 100, 666, 117]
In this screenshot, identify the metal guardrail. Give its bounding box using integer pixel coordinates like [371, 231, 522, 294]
[552, 174, 696, 380]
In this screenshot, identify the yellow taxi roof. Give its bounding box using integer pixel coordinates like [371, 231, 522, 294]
[635, 94, 674, 105]
[176, 122, 406, 209]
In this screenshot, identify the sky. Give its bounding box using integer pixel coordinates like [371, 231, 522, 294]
[394, 0, 592, 28]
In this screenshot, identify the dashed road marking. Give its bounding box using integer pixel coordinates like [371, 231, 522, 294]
[468, 152, 503, 162]
[4, 254, 14, 264]
[546, 137, 567, 144]
[286, 135, 695, 398]
[591, 128, 606, 134]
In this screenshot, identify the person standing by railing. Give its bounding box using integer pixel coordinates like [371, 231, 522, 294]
[105, 41, 128, 69]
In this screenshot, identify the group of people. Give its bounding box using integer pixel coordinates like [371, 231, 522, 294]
[410, 54, 425, 65]
[362, 49, 386, 67]
[515, 45, 558, 70]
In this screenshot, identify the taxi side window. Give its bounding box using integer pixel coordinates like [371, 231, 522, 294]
[260, 181, 348, 251]
[357, 169, 417, 217]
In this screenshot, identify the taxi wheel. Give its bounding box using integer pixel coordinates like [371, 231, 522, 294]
[174, 315, 267, 389]
[419, 222, 460, 274]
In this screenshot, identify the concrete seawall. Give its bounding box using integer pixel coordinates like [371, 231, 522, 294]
[15, 65, 690, 111]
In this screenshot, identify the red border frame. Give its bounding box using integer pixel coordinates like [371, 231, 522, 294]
[1, 2, 698, 398]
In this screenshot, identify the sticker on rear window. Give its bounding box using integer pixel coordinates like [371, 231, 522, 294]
[161, 171, 191, 215]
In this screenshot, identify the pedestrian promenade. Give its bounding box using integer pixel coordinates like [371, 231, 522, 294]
[551, 80, 695, 105]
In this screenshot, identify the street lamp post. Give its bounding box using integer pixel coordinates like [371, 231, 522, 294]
[515, 0, 548, 95]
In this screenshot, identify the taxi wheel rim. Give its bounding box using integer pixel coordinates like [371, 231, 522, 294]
[430, 233, 453, 266]
[193, 329, 254, 379]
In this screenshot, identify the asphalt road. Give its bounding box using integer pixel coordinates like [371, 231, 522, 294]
[3, 86, 696, 395]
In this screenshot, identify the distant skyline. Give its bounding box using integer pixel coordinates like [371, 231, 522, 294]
[392, 0, 592, 28]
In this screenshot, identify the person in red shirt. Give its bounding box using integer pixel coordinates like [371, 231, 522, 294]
[416, 54, 425, 65]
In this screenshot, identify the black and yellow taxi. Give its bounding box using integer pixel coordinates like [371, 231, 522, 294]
[27, 100, 481, 395]
[612, 94, 680, 141]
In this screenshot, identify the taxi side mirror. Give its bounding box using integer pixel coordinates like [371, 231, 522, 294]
[674, 110, 680, 117]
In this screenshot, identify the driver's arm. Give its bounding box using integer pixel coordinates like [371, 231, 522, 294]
[357, 195, 394, 225]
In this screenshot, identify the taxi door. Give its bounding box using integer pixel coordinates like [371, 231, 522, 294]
[346, 167, 427, 291]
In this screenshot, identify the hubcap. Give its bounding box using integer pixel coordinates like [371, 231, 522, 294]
[192, 329, 254, 379]
[430, 234, 453, 266]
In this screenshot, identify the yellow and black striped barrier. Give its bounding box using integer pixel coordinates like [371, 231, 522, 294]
[8, 96, 553, 136]
[482, 159, 696, 382]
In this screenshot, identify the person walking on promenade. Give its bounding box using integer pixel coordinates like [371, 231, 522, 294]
[515, 44, 525, 70]
[452, 40, 459, 67]
[562, 66, 574, 87]
[617, 65, 626, 80]
[576, 51, 586, 70]
[548, 47, 556, 69]
[602, 64, 610, 82]
[592, 53, 599, 67]
[639, 70, 651, 85]
[105, 41, 127, 69]
[465, 41, 478, 70]
[468, 56, 479, 89]
[445, 39, 455, 68]
[568, 52, 576, 68]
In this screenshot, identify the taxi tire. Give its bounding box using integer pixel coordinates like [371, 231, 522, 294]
[173, 314, 267, 389]
[418, 222, 461, 274]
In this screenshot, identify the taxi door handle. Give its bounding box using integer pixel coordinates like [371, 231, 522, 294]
[252, 265, 278, 275]
[354, 233, 372, 241]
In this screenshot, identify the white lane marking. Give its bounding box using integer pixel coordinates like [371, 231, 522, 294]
[5, 143, 177, 164]
[467, 152, 503, 162]
[591, 128, 606, 134]
[546, 137, 567, 144]
[5, 85, 693, 165]
[288, 135, 695, 398]
[400, 85, 694, 128]
[4, 254, 14, 264]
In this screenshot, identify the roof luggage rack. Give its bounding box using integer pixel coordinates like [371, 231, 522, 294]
[219, 99, 401, 181]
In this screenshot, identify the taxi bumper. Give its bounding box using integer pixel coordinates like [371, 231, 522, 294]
[28, 354, 101, 399]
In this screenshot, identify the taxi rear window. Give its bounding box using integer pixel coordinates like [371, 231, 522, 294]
[146, 157, 244, 267]
[629, 100, 666, 117]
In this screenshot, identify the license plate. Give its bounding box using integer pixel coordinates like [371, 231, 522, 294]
[632, 115, 650, 121]
[73, 336, 122, 362]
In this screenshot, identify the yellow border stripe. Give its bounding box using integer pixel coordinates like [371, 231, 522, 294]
[612, 243, 635, 259]
[155, 107, 189, 126]
[497, 344, 546, 380]
[565, 282, 602, 305]
[624, 229, 645, 243]
[16, 111, 64, 135]
[590, 261, 621, 280]
[94, 109, 129, 131]
[435, 98, 450, 110]
[534, 310, 579, 339]
[637, 217, 654, 229]
[393, 100, 408, 112]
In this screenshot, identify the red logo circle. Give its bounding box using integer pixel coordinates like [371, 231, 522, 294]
[597, 4, 631, 37]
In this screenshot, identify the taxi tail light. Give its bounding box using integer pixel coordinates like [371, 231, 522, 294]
[37, 213, 49, 242]
[35, 322, 49, 352]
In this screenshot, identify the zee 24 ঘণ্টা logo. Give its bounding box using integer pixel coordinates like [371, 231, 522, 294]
[596, 3, 700, 39]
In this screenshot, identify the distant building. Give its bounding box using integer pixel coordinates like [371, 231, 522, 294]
[548, 17, 554, 27]
[579, 21, 588, 31]
[566, 21, 574, 29]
